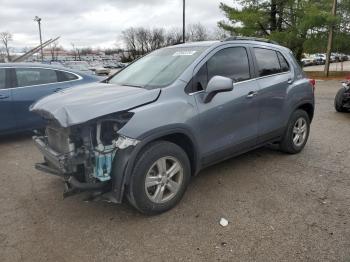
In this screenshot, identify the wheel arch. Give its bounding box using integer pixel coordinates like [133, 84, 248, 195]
[296, 102, 314, 122]
[134, 127, 200, 176]
[111, 127, 200, 203]
[150, 132, 198, 176]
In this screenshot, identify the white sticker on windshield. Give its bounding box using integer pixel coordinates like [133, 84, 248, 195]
[172, 51, 197, 56]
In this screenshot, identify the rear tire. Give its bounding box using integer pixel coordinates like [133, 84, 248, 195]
[334, 88, 346, 112]
[127, 141, 191, 215]
[280, 110, 310, 154]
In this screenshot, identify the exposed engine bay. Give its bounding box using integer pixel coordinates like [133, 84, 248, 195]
[33, 112, 139, 198]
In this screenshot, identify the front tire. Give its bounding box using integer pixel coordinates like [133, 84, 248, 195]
[334, 88, 346, 112]
[127, 141, 191, 215]
[280, 110, 310, 154]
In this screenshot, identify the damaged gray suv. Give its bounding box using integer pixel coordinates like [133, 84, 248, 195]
[32, 38, 315, 215]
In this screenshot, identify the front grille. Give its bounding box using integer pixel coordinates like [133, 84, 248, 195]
[46, 126, 70, 153]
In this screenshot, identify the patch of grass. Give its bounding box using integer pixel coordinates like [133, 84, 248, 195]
[304, 71, 350, 80]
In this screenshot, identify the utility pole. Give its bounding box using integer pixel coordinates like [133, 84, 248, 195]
[324, 0, 337, 77]
[183, 0, 186, 43]
[34, 16, 44, 62]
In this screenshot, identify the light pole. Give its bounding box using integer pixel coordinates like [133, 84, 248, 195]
[324, 0, 337, 77]
[183, 0, 185, 43]
[34, 16, 44, 62]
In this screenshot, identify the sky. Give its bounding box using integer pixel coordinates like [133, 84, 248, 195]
[0, 0, 234, 50]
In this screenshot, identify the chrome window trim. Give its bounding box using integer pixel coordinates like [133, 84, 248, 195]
[189, 77, 258, 95]
[255, 71, 291, 80]
[0, 66, 83, 89]
[188, 71, 291, 96]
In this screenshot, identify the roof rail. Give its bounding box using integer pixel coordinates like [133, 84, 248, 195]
[223, 36, 279, 45]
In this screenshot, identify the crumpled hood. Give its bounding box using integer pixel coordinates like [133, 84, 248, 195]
[30, 82, 161, 127]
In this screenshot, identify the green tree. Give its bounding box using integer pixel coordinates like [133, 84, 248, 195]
[218, 0, 344, 60]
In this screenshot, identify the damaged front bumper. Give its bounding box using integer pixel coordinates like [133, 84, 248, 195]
[33, 134, 139, 202]
[33, 136, 80, 175]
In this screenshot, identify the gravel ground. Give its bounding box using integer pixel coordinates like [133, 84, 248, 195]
[0, 80, 349, 262]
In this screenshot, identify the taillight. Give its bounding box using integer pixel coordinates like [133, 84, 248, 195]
[309, 79, 315, 91]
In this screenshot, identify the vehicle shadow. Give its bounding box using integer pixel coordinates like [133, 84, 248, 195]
[0, 131, 34, 144]
[192, 144, 282, 181]
[61, 145, 284, 219]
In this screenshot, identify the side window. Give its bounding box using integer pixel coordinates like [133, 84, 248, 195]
[0, 69, 5, 89]
[57, 70, 79, 82]
[207, 47, 250, 82]
[254, 48, 281, 77]
[277, 52, 290, 72]
[192, 63, 208, 92]
[15, 68, 58, 87]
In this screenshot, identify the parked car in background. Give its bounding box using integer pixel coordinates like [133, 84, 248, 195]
[32, 38, 315, 215]
[0, 63, 100, 135]
[119, 62, 129, 68]
[50, 61, 64, 67]
[330, 54, 337, 63]
[313, 53, 326, 65]
[87, 62, 110, 76]
[64, 61, 95, 75]
[104, 62, 122, 69]
[94, 66, 110, 76]
[337, 53, 349, 62]
[301, 58, 314, 66]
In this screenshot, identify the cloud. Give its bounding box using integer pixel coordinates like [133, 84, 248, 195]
[0, 0, 232, 49]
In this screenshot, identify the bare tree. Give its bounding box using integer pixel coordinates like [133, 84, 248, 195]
[135, 27, 151, 54]
[0, 49, 5, 62]
[80, 47, 93, 56]
[187, 23, 208, 41]
[120, 24, 214, 61]
[213, 27, 230, 40]
[150, 28, 165, 50]
[49, 41, 59, 61]
[0, 32, 13, 62]
[121, 28, 138, 60]
[71, 43, 77, 60]
[165, 28, 183, 45]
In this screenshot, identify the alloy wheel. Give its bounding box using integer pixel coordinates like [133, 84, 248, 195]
[144, 156, 184, 204]
[292, 117, 308, 147]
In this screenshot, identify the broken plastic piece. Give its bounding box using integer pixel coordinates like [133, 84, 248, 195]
[115, 135, 139, 149]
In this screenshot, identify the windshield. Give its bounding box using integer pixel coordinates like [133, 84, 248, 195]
[109, 46, 207, 89]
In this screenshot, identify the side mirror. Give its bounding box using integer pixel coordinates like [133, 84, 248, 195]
[203, 76, 234, 103]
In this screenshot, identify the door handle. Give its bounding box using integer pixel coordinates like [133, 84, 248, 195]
[54, 88, 62, 93]
[0, 94, 9, 99]
[287, 78, 293, 84]
[246, 91, 258, 98]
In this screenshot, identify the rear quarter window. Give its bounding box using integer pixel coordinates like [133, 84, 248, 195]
[254, 48, 281, 77]
[277, 52, 290, 72]
[57, 70, 79, 82]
